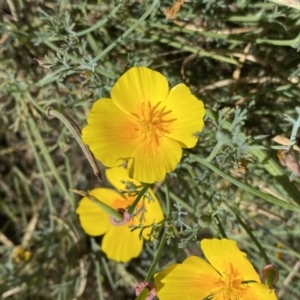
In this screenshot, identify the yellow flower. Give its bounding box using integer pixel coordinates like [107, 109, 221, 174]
[76, 167, 164, 262]
[155, 239, 278, 300]
[82, 67, 205, 183]
[13, 246, 31, 264]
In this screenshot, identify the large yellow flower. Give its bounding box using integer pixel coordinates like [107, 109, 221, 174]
[76, 167, 164, 263]
[155, 239, 278, 300]
[82, 67, 205, 183]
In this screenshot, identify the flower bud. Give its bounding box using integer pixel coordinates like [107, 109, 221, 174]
[262, 264, 279, 288]
[198, 214, 212, 228]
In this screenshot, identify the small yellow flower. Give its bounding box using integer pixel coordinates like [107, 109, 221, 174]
[82, 67, 205, 183]
[13, 246, 31, 264]
[155, 239, 278, 300]
[76, 167, 164, 262]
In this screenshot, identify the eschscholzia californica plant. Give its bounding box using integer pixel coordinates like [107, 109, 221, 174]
[82, 67, 205, 183]
[76, 167, 164, 262]
[154, 238, 278, 300]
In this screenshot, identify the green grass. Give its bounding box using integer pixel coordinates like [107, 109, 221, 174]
[1, 0, 300, 299]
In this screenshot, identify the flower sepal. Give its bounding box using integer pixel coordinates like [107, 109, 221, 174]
[71, 189, 123, 221]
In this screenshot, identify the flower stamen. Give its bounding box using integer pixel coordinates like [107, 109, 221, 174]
[131, 101, 177, 146]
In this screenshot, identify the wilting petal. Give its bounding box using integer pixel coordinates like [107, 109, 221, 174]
[82, 99, 139, 167]
[111, 67, 169, 115]
[128, 136, 182, 183]
[201, 239, 261, 282]
[164, 83, 205, 148]
[101, 225, 143, 262]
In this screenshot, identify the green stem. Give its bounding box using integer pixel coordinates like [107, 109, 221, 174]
[165, 184, 171, 217]
[93, 0, 160, 62]
[71, 190, 123, 221]
[256, 36, 299, 47]
[42, 41, 115, 79]
[191, 154, 300, 213]
[288, 107, 300, 150]
[205, 108, 300, 205]
[46, 107, 101, 180]
[145, 227, 168, 282]
[226, 204, 270, 265]
[23, 122, 55, 222]
[77, 4, 122, 37]
[134, 183, 171, 300]
[152, 22, 300, 48]
[143, 182, 171, 282]
[27, 117, 72, 207]
[206, 141, 224, 162]
[128, 184, 150, 215]
[90, 238, 105, 300]
[155, 37, 238, 65]
[215, 215, 227, 238]
[135, 288, 150, 300]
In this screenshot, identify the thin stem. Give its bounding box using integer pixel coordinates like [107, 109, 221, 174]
[27, 117, 72, 207]
[205, 107, 300, 204]
[192, 154, 300, 213]
[90, 238, 105, 300]
[135, 288, 150, 300]
[268, 0, 300, 10]
[215, 215, 227, 238]
[93, 0, 160, 62]
[206, 141, 224, 162]
[288, 107, 300, 150]
[226, 204, 270, 265]
[144, 182, 171, 282]
[151, 22, 300, 48]
[128, 184, 150, 215]
[156, 37, 239, 65]
[145, 228, 168, 282]
[23, 122, 55, 228]
[100, 257, 116, 292]
[46, 107, 101, 180]
[165, 184, 171, 217]
[77, 4, 122, 37]
[160, 188, 195, 215]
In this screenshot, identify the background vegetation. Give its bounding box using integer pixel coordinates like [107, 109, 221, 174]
[1, 0, 300, 299]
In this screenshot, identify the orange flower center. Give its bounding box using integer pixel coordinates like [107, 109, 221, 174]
[131, 101, 176, 145]
[210, 264, 248, 299]
[111, 194, 143, 225]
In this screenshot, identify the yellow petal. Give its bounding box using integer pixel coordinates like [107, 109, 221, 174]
[105, 167, 164, 238]
[82, 99, 139, 167]
[128, 136, 182, 183]
[164, 83, 205, 148]
[155, 256, 220, 300]
[154, 264, 178, 293]
[105, 166, 141, 191]
[101, 225, 143, 262]
[242, 283, 278, 300]
[76, 188, 124, 236]
[201, 238, 261, 282]
[111, 67, 169, 115]
[139, 190, 164, 240]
